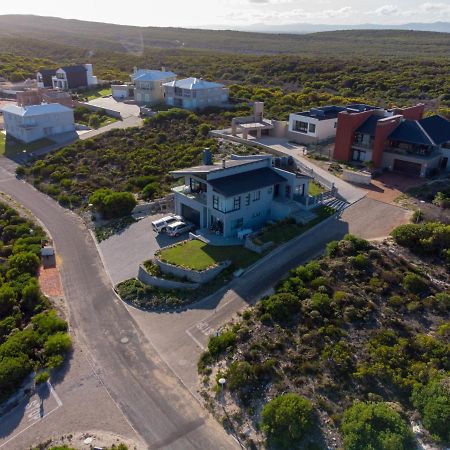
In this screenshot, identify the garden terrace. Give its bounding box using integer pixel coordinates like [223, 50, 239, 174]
[198, 234, 450, 449]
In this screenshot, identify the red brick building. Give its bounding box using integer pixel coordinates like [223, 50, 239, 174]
[332, 103, 450, 176]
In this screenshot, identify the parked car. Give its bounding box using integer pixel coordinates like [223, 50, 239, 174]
[151, 214, 182, 233]
[166, 221, 196, 237]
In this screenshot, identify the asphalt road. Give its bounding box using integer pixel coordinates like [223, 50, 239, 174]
[0, 161, 238, 450]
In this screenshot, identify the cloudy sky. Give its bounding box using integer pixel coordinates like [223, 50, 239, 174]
[2, 0, 450, 27]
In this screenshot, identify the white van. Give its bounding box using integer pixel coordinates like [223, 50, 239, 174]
[151, 214, 182, 233]
[166, 221, 196, 237]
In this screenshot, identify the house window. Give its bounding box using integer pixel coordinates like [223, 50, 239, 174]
[294, 121, 308, 133]
[233, 196, 241, 210]
[245, 194, 250, 206]
[174, 87, 183, 96]
[213, 195, 219, 209]
[308, 123, 316, 133]
[253, 191, 260, 202]
[231, 218, 244, 230]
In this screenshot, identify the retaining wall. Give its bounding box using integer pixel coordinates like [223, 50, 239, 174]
[132, 194, 174, 216]
[155, 255, 231, 284]
[74, 101, 122, 119]
[342, 170, 372, 185]
[244, 237, 274, 254]
[138, 265, 199, 290]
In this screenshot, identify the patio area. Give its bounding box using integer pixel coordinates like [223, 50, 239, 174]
[194, 229, 243, 246]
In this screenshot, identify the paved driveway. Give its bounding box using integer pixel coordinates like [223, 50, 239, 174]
[86, 97, 140, 118]
[98, 215, 185, 285]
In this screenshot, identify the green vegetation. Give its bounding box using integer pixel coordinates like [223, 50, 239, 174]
[308, 181, 326, 197]
[94, 216, 137, 242]
[199, 234, 449, 448]
[391, 221, 450, 262]
[21, 109, 229, 209]
[0, 202, 71, 401]
[261, 393, 314, 449]
[158, 239, 259, 271]
[341, 402, 415, 450]
[256, 206, 336, 245]
[73, 106, 117, 129]
[80, 86, 112, 101]
[89, 189, 137, 220]
[0, 134, 54, 158]
[412, 378, 450, 444]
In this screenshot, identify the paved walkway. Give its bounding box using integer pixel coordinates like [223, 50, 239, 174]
[80, 116, 143, 140]
[38, 266, 64, 298]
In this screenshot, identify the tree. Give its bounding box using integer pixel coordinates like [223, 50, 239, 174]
[89, 189, 137, 219]
[341, 402, 415, 450]
[8, 251, 40, 276]
[412, 378, 450, 443]
[44, 332, 72, 357]
[0, 285, 17, 318]
[261, 393, 313, 449]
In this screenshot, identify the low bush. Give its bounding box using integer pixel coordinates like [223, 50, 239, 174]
[207, 329, 237, 358]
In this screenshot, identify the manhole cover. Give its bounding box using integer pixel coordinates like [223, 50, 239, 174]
[120, 337, 129, 344]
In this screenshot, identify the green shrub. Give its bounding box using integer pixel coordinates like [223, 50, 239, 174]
[90, 189, 137, 219]
[44, 332, 72, 358]
[403, 273, 428, 295]
[259, 293, 299, 323]
[34, 370, 50, 385]
[351, 254, 370, 269]
[261, 393, 314, 449]
[341, 402, 414, 450]
[227, 361, 258, 392]
[8, 252, 40, 276]
[412, 378, 450, 443]
[207, 330, 237, 358]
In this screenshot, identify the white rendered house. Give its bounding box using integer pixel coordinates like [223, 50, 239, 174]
[133, 69, 177, 105]
[163, 78, 229, 110]
[1, 104, 75, 143]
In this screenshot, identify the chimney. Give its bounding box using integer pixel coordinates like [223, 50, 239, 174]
[222, 159, 226, 169]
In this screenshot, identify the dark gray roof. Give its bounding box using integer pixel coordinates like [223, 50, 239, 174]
[389, 120, 434, 146]
[38, 68, 56, 76]
[295, 106, 346, 121]
[356, 115, 381, 136]
[60, 65, 87, 73]
[419, 115, 450, 145]
[209, 167, 286, 197]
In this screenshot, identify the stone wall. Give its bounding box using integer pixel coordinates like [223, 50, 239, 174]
[132, 194, 174, 216]
[137, 265, 199, 290]
[155, 256, 231, 284]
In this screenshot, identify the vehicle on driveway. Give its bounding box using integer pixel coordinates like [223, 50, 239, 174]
[166, 221, 196, 237]
[151, 214, 182, 233]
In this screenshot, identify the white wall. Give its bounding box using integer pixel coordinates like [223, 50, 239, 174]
[3, 109, 75, 143]
[288, 113, 338, 141]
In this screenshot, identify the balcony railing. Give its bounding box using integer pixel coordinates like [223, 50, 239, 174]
[352, 141, 373, 150]
[385, 146, 440, 159]
[173, 186, 207, 204]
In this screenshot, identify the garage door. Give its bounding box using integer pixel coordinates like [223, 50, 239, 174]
[393, 159, 421, 176]
[181, 204, 200, 227]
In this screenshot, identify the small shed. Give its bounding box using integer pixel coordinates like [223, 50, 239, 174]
[41, 246, 55, 268]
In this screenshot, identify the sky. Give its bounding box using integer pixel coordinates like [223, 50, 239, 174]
[2, 0, 450, 28]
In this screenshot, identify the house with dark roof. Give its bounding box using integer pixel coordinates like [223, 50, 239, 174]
[288, 105, 381, 144]
[37, 64, 97, 90]
[334, 102, 450, 176]
[170, 152, 312, 237]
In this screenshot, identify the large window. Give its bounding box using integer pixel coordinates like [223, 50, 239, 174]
[253, 191, 261, 202]
[308, 123, 316, 133]
[294, 121, 308, 133]
[233, 196, 241, 210]
[213, 195, 219, 210]
[245, 194, 250, 206]
[174, 87, 183, 96]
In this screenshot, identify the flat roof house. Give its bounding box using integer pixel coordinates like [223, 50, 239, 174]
[133, 69, 177, 106]
[163, 78, 229, 110]
[1, 103, 75, 143]
[37, 64, 98, 90]
[334, 103, 450, 176]
[171, 152, 312, 237]
[288, 105, 381, 144]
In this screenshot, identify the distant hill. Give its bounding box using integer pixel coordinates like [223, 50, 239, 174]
[233, 21, 450, 34]
[1, 15, 450, 58]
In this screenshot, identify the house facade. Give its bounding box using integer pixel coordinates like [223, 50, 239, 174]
[163, 78, 229, 110]
[334, 103, 450, 176]
[133, 69, 177, 105]
[171, 153, 311, 237]
[1, 103, 75, 143]
[288, 105, 381, 144]
[37, 64, 97, 90]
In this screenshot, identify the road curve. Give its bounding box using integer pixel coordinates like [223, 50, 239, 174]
[0, 161, 238, 450]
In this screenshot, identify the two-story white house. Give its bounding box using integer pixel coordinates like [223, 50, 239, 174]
[163, 78, 229, 110]
[171, 153, 312, 237]
[288, 104, 381, 144]
[133, 69, 177, 105]
[1, 103, 75, 143]
[37, 64, 97, 90]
